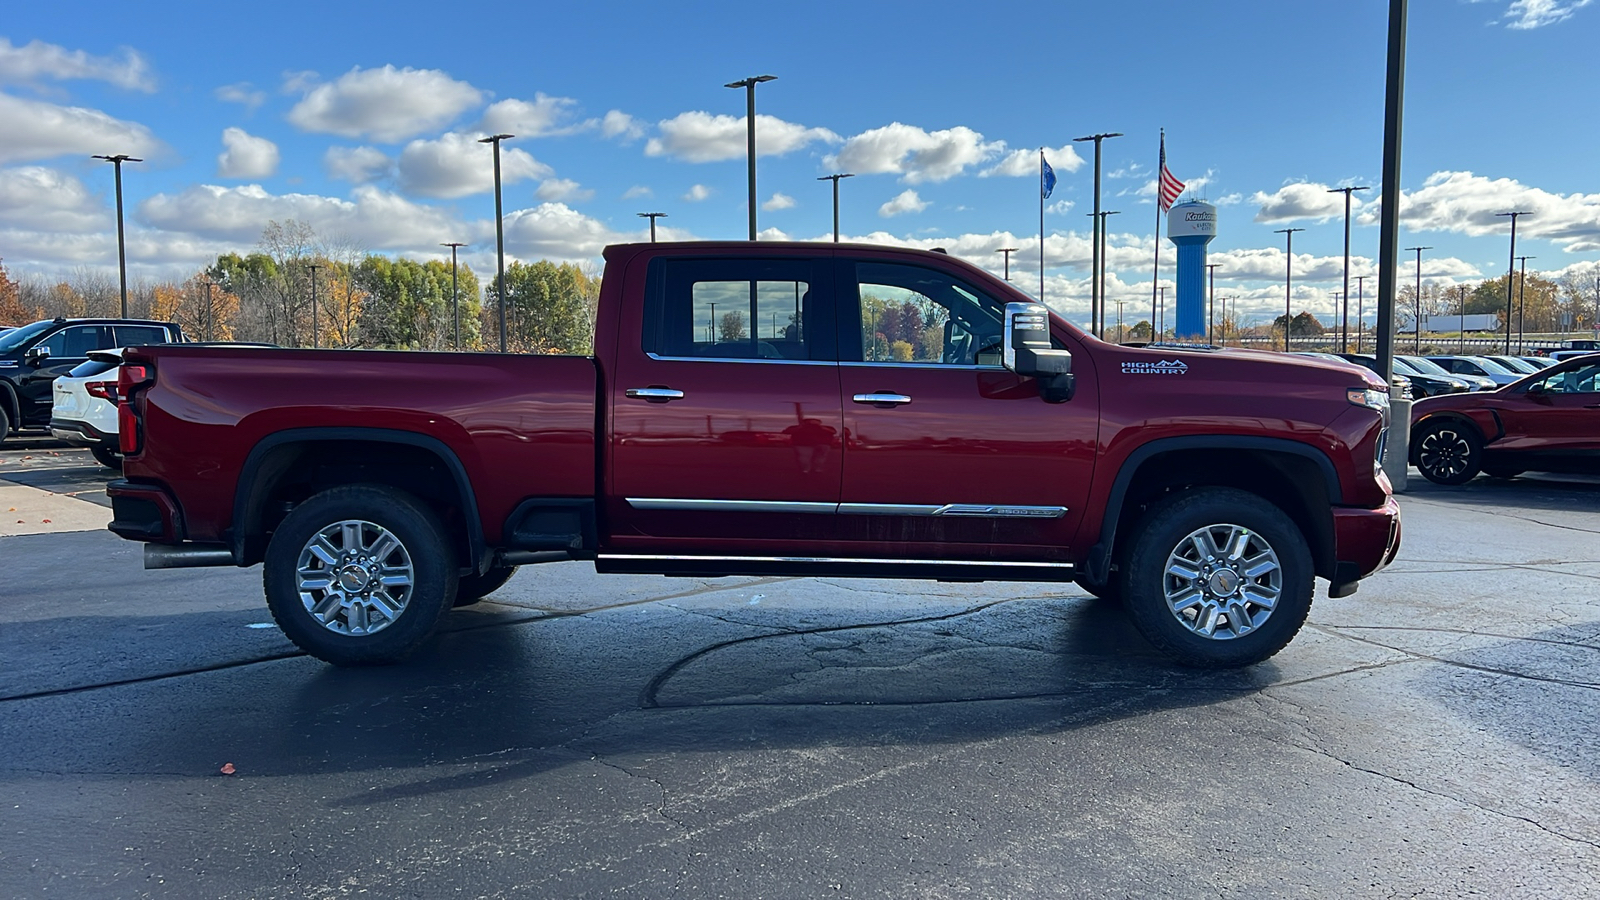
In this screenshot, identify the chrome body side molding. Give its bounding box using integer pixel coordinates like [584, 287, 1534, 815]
[626, 498, 1067, 518]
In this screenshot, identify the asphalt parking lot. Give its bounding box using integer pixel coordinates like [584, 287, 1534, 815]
[1, 438, 1597, 899]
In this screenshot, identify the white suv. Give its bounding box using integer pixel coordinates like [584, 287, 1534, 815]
[50, 349, 124, 469]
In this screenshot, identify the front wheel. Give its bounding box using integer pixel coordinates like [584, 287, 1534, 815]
[1121, 488, 1314, 668]
[1413, 420, 1482, 485]
[263, 484, 457, 666]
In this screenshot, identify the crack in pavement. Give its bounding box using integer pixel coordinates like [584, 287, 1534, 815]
[589, 756, 686, 829]
[1403, 496, 1600, 536]
[1321, 624, 1600, 652]
[1291, 741, 1600, 853]
[1309, 624, 1600, 690]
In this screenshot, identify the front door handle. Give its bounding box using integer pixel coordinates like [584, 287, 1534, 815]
[625, 387, 685, 402]
[852, 392, 912, 407]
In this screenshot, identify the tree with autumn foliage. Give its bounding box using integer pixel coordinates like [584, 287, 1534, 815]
[0, 258, 40, 325]
[150, 273, 241, 341]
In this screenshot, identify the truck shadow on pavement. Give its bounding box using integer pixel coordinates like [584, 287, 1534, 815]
[2, 593, 1285, 799]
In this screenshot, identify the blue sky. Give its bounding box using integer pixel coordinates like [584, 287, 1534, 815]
[3, 0, 1598, 327]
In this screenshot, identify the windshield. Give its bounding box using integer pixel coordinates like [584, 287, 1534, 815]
[1400, 355, 1452, 376]
[1467, 356, 1516, 376]
[0, 320, 54, 353]
[1390, 357, 1421, 376]
[1491, 356, 1537, 374]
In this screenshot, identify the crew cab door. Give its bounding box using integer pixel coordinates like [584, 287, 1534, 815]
[833, 259, 1098, 562]
[607, 255, 844, 551]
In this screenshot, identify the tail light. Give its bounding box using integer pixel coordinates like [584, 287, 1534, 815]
[117, 364, 155, 455]
[87, 381, 119, 402]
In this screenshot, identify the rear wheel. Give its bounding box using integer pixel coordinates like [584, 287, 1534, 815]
[263, 484, 457, 666]
[1413, 420, 1482, 485]
[90, 444, 122, 470]
[1121, 487, 1314, 668]
[453, 564, 518, 607]
[0, 405, 10, 443]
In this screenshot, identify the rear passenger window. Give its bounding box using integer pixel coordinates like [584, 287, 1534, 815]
[116, 325, 170, 346]
[644, 259, 830, 361]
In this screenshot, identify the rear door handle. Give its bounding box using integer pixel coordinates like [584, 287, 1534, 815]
[625, 387, 685, 402]
[852, 392, 912, 407]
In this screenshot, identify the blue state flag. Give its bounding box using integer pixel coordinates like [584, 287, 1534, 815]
[1041, 157, 1057, 199]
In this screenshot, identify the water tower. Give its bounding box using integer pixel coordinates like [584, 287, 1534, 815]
[1168, 200, 1217, 340]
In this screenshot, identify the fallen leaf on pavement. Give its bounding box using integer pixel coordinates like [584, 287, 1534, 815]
[220, 763, 236, 775]
[41, 519, 52, 524]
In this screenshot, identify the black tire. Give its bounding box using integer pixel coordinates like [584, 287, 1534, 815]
[1481, 463, 1523, 480]
[90, 444, 122, 470]
[453, 564, 518, 607]
[1412, 419, 1483, 485]
[263, 484, 458, 666]
[1121, 487, 1314, 669]
[0, 404, 10, 443]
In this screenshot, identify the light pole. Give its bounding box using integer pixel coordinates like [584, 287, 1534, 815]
[1205, 263, 1221, 345]
[92, 154, 142, 317]
[1327, 185, 1371, 352]
[200, 278, 215, 342]
[1332, 292, 1342, 349]
[478, 133, 514, 352]
[1157, 286, 1166, 340]
[1073, 132, 1123, 343]
[1404, 246, 1431, 353]
[1275, 227, 1305, 351]
[817, 173, 853, 242]
[1115, 298, 1126, 342]
[441, 242, 466, 349]
[997, 247, 1018, 281]
[1457, 285, 1468, 354]
[725, 75, 776, 241]
[306, 263, 323, 348]
[1515, 255, 1534, 351]
[1096, 211, 1120, 337]
[1496, 210, 1532, 354]
[637, 212, 667, 243]
[1355, 275, 1369, 352]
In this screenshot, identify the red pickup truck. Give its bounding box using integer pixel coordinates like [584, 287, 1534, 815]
[107, 241, 1400, 669]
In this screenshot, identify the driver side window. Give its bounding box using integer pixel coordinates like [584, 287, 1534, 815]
[853, 262, 1004, 366]
[1536, 364, 1600, 394]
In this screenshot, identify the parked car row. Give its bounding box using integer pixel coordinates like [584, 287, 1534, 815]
[0, 317, 184, 443]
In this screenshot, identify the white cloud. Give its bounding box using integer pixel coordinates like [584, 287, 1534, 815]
[1047, 199, 1075, 215]
[324, 146, 392, 183]
[646, 111, 840, 162]
[286, 65, 483, 143]
[216, 127, 279, 179]
[1252, 181, 1363, 223]
[878, 189, 929, 217]
[214, 82, 266, 112]
[0, 166, 103, 232]
[762, 192, 795, 211]
[1360, 170, 1600, 252]
[1504, 0, 1593, 28]
[1216, 193, 1244, 206]
[0, 37, 154, 91]
[395, 133, 550, 199]
[0, 93, 160, 164]
[834, 123, 1006, 184]
[683, 184, 712, 202]
[622, 185, 652, 199]
[503, 203, 619, 263]
[601, 110, 644, 141]
[479, 94, 584, 137]
[536, 178, 593, 202]
[983, 143, 1086, 178]
[138, 183, 464, 251]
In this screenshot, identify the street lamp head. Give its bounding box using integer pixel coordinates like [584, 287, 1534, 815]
[1326, 185, 1372, 194]
[1495, 210, 1533, 219]
[92, 154, 143, 163]
[817, 173, 854, 182]
[477, 134, 514, 144]
[441, 241, 467, 248]
[636, 212, 667, 218]
[725, 75, 777, 88]
[1072, 133, 1124, 142]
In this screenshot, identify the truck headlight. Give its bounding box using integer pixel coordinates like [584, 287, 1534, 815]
[1347, 388, 1389, 412]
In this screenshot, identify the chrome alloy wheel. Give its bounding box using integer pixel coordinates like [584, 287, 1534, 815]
[294, 519, 415, 636]
[1417, 427, 1473, 481]
[1163, 523, 1282, 640]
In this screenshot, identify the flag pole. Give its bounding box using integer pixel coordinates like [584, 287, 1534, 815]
[1039, 148, 1046, 302]
[1151, 129, 1163, 340]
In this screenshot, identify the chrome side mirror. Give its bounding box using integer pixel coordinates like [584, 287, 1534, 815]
[1003, 302, 1074, 402]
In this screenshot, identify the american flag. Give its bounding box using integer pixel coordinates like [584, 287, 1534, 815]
[1158, 136, 1184, 212]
